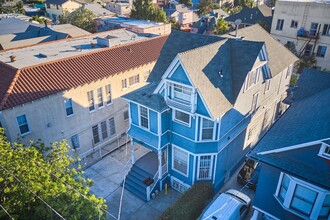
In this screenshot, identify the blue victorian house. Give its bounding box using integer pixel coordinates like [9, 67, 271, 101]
[122, 25, 298, 201]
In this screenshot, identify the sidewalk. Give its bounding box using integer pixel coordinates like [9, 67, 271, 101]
[82, 144, 181, 220]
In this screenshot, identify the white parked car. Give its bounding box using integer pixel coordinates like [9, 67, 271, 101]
[200, 189, 251, 220]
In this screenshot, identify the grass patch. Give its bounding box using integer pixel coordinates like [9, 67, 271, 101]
[161, 182, 214, 220]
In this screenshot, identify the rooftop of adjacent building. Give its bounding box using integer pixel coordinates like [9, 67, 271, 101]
[0, 29, 152, 69]
[0, 15, 44, 35]
[95, 17, 166, 29]
[277, 0, 330, 3]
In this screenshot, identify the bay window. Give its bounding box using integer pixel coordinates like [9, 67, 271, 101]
[173, 146, 189, 176]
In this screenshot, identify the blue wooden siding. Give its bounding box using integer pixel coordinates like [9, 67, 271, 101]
[132, 137, 158, 152]
[196, 93, 210, 117]
[149, 110, 158, 134]
[220, 109, 245, 138]
[130, 103, 139, 125]
[172, 115, 196, 140]
[214, 129, 249, 192]
[167, 64, 192, 86]
[161, 112, 170, 133]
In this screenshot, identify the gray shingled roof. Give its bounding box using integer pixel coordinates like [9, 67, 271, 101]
[178, 39, 263, 118]
[222, 24, 299, 77]
[123, 84, 169, 112]
[147, 30, 225, 83]
[249, 68, 330, 187]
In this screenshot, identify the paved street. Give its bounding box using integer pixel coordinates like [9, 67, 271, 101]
[82, 144, 181, 220]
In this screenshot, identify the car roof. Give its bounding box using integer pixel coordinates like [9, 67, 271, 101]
[200, 192, 243, 220]
[226, 189, 251, 204]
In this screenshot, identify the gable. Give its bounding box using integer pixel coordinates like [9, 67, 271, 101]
[196, 92, 211, 117]
[167, 64, 192, 86]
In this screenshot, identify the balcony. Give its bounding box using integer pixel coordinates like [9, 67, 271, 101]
[297, 28, 319, 40]
[166, 98, 192, 112]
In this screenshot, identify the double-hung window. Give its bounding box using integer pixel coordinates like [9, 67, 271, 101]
[109, 117, 116, 136]
[16, 114, 30, 135]
[198, 155, 212, 180]
[139, 106, 149, 129]
[201, 118, 214, 140]
[122, 79, 128, 89]
[129, 74, 140, 86]
[105, 84, 112, 105]
[173, 146, 189, 176]
[290, 20, 298, 28]
[65, 98, 74, 116]
[245, 69, 260, 90]
[92, 125, 100, 145]
[87, 90, 95, 112]
[251, 92, 259, 112]
[322, 24, 330, 36]
[174, 110, 190, 126]
[97, 87, 104, 108]
[101, 121, 108, 140]
[316, 46, 327, 58]
[71, 134, 80, 149]
[290, 185, 317, 216]
[276, 19, 284, 31]
[310, 23, 319, 36]
[173, 84, 192, 103]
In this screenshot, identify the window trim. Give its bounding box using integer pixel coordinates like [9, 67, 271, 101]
[97, 87, 104, 109]
[87, 90, 95, 112]
[64, 98, 74, 117]
[128, 74, 140, 87]
[197, 155, 213, 180]
[109, 117, 116, 136]
[16, 114, 30, 136]
[171, 83, 192, 104]
[173, 109, 191, 127]
[172, 145, 190, 177]
[92, 125, 100, 145]
[123, 110, 129, 121]
[139, 105, 149, 130]
[318, 143, 330, 160]
[121, 78, 128, 90]
[275, 172, 330, 219]
[245, 68, 261, 91]
[200, 117, 215, 141]
[316, 45, 327, 58]
[322, 24, 330, 36]
[251, 92, 260, 113]
[276, 19, 284, 31]
[71, 134, 80, 150]
[290, 20, 298, 28]
[105, 84, 112, 106]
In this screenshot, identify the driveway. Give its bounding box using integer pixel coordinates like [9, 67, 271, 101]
[82, 144, 181, 220]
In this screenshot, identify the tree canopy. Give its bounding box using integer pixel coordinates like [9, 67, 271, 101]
[197, 0, 220, 16]
[214, 17, 228, 35]
[179, 0, 192, 7]
[0, 129, 107, 219]
[130, 0, 166, 22]
[59, 9, 95, 33]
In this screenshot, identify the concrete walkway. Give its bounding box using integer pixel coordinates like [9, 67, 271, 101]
[82, 144, 181, 220]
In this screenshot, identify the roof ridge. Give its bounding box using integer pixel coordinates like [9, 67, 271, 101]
[20, 34, 168, 71]
[0, 69, 21, 110]
[177, 38, 227, 57]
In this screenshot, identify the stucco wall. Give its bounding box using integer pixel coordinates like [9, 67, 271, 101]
[46, 0, 81, 20]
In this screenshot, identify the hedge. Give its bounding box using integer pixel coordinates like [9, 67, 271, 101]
[161, 182, 214, 220]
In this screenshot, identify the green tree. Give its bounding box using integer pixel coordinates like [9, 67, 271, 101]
[179, 0, 192, 7]
[197, 0, 220, 15]
[131, 0, 166, 22]
[0, 129, 107, 219]
[169, 17, 181, 30]
[59, 9, 96, 32]
[238, 0, 254, 7]
[214, 17, 228, 34]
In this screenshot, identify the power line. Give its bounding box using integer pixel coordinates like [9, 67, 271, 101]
[0, 164, 65, 220]
[0, 204, 14, 220]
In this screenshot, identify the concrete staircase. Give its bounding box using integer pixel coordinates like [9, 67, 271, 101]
[123, 164, 154, 202]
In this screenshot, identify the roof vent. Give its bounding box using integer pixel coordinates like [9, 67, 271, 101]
[250, 14, 253, 19]
[10, 55, 16, 62]
[97, 35, 121, 48]
[218, 70, 223, 78]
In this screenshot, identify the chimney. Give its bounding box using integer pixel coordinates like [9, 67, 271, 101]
[10, 55, 16, 62]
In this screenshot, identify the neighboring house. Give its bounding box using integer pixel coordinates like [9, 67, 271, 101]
[0, 29, 167, 168]
[82, 3, 116, 18]
[0, 24, 90, 50]
[225, 5, 273, 31]
[45, 0, 82, 21]
[249, 68, 330, 220]
[102, 0, 131, 16]
[270, 0, 330, 71]
[190, 9, 228, 35]
[0, 15, 43, 35]
[95, 17, 171, 35]
[122, 24, 298, 201]
[165, 4, 195, 29]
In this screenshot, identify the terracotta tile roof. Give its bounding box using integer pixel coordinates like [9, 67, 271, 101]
[0, 35, 168, 110]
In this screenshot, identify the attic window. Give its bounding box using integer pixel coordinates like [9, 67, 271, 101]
[318, 142, 330, 160]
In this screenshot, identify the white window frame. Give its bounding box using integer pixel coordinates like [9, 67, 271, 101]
[16, 114, 30, 136]
[105, 84, 112, 105]
[172, 145, 189, 177]
[276, 19, 284, 31]
[173, 109, 191, 127]
[251, 92, 260, 112]
[109, 117, 116, 136]
[92, 125, 100, 145]
[197, 155, 213, 180]
[172, 83, 192, 104]
[121, 78, 128, 90]
[97, 87, 104, 109]
[275, 172, 330, 219]
[64, 98, 74, 117]
[264, 79, 271, 93]
[200, 117, 215, 141]
[87, 90, 95, 112]
[129, 74, 140, 87]
[139, 106, 149, 130]
[101, 120, 108, 140]
[318, 143, 330, 160]
[245, 69, 260, 91]
[123, 110, 129, 121]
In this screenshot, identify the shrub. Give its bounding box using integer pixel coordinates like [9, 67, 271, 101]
[161, 182, 214, 220]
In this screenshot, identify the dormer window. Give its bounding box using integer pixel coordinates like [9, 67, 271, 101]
[318, 142, 330, 160]
[173, 84, 192, 103]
